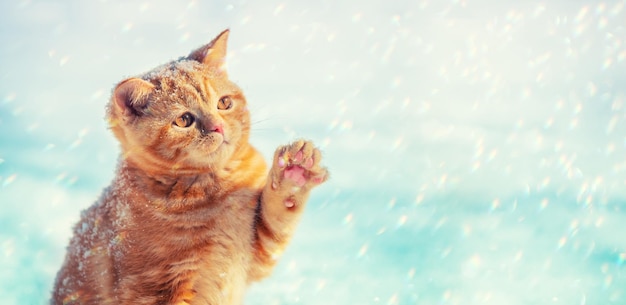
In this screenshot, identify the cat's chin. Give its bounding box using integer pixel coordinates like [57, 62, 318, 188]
[203, 134, 226, 153]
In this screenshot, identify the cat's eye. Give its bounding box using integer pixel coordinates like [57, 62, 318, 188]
[217, 96, 233, 110]
[174, 112, 195, 128]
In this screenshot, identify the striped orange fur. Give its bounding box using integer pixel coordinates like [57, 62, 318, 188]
[51, 30, 328, 305]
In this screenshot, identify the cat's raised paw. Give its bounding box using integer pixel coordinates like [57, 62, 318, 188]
[271, 140, 328, 192]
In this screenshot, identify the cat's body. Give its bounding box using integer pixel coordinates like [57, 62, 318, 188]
[51, 30, 327, 305]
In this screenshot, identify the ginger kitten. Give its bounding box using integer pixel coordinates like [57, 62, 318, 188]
[51, 30, 328, 305]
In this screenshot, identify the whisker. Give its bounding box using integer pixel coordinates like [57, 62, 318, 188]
[250, 118, 273, 125]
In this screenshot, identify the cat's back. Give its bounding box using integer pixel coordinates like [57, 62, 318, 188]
[52, 186, 122, 304]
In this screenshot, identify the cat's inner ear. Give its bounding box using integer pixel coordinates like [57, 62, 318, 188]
[188, 29, 230, 72]
[113, 78, 154, 117]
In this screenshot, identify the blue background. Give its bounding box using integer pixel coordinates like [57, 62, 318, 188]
[1, 0, 625, 304]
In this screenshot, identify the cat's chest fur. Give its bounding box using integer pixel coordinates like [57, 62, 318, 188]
[105, 172, 261, 304]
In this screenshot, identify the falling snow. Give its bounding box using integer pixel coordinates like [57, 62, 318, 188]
[1, 0, 626, 304]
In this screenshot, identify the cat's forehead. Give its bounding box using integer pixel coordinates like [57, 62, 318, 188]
[140, 59, 233, 93]
[142, 59, 202, 80]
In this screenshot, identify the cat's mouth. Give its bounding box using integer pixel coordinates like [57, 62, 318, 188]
[202, 132, 228, 152]
[216, 132, 229, 145]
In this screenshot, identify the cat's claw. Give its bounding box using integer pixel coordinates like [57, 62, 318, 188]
[270, 140, 328, 206]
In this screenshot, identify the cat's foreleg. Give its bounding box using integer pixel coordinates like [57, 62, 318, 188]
[249, 140, 328, 280]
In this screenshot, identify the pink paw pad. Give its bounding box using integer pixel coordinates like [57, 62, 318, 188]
[294, 151, 304, 162]
[284, 196, 296, 208]
[284, 166, 307, 187]
[303, 157, 314, 168]
[312, 175, 326, 184]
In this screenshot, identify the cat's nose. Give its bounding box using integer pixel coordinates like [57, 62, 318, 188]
[199, 118, 224, 136]
[211, 124, 224, 135]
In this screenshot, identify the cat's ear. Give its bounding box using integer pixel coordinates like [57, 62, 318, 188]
[112, 78, 154, 117]
[188, 29, 230, 73]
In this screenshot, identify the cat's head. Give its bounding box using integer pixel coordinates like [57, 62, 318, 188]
[107, 30, 250, 175]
